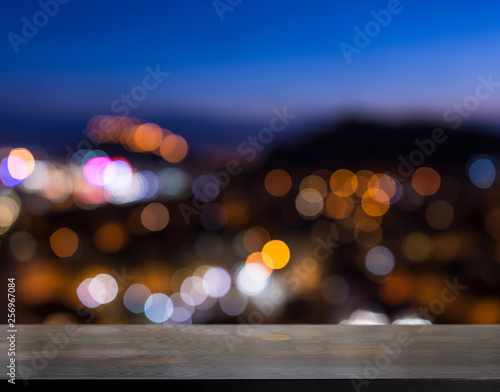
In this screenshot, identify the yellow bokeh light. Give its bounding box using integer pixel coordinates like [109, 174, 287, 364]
[50, 228, 79, 258]
[262, 240, 290, 270]
[330, 169, 358, 197]
[402, 232, 432, 262]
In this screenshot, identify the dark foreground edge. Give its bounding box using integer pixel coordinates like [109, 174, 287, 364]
[14, 379, 500, 391]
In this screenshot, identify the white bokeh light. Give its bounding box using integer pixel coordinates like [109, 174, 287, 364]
[144, 293, 174, 323]
[88, 274, 118, 305]
[236, 265, 269, 296]
[203, 267, 231, 298]
[180, 276, 209, 306]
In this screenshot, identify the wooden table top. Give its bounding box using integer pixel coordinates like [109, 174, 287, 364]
[3, 324, 500, 390]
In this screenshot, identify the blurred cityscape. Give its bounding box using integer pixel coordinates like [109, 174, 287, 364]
[1, 116, 500, 326]
[2, 1, 500, 328]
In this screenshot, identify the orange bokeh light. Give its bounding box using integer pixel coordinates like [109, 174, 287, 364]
[134, 123, 163, 152]
[50, 228, 79, 258]
[412, 167, 441, 196]
[160, 134, 188, 163]
[361, 188, 390, 217]
[324, 192, 353, 220]
[94, 222, 127, 253]
[330, 169, 358, 197]
[379, 275, 411, 306]
[262, 240, 290, 270]
[243, 226, 271, 253]
[264, 169, 292, 197]
[354, 206, 382, 231]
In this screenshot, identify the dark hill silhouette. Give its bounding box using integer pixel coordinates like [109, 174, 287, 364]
[266, 119, 500, 174]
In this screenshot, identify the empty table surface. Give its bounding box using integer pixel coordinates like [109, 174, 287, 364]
[3, 324, 500, 390]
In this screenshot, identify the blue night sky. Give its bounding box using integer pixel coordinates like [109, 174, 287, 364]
[1, 0, 500, 152]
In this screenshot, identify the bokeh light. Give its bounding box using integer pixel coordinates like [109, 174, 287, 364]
[220, 287, 248, 316]
[203, 267, 231, 298]
[9, 231, 36, 261]
[361, 188, 390, 217]
[365, 246, 395, 276]
[1, 158, 24, 187]
[192, 174, 220, 203]
[402, 232, 432, 262]
[426, 201, 454, 230]
[180, 276, 209, 306]
[264, 169, 292, 197]
[295, 188, 324, 219]
[141, 202, 170, 231]
[300, 175, 328, 197]
[7, 148, 35, 180]
[94, 222, 127, 253]
[169, 292, 195, 323]
[89, 273, 118, 304]
[160, 134, 188, 163]
[77, 278, 101, 309]
[370, 174, 397, 200]
[324, 192, 354, 220]
[379, 274, 411, 306]
[43, 168, 73, 202]
[245, 252, 273, 280]
[262, 240, 290, 270]
[123, 283, 152, 314]
[243, 226, 271, 253]
[341, 309, 390, 325]
[0, 193, 20, 235]
[144, 293, 174, 323]
[236, 264, 269, 296]
[468, 158, 496, 189]
[50, 228, 79, 258]
[82, 156, 112, 188]
[412, 167, 441, 196]
[330, 169, 358, 197]
[133, 123, 163, 152]
[354, 206, 382, 232]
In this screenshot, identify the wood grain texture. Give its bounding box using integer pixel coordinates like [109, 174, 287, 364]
[2, 324, 500, 388]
